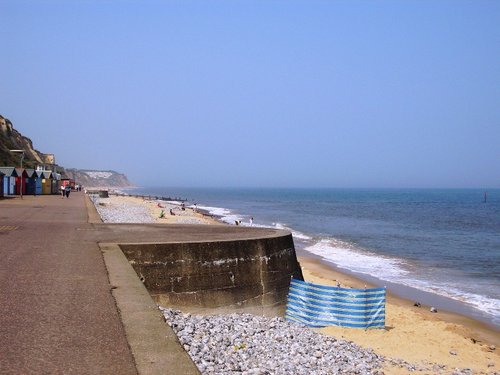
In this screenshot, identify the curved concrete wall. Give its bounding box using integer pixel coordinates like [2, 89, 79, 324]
[119, 232, 303, 311]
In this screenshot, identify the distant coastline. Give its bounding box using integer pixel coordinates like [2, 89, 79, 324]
[67, 169, 134, 189]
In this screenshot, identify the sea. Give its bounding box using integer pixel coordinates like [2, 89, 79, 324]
[126, 187, 500, 328]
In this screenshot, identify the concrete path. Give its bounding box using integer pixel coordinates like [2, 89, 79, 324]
[0, 193, 138, 375]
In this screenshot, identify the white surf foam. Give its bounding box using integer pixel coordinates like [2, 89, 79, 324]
[196, 205, 245, 225]
[305, 239, 409, 280]
[273, 222, 312, 241]
[195, 206, 313, 242]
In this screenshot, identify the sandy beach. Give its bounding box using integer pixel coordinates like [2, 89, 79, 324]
[300, 256, 499, 374]
[94, 192, 499, 374]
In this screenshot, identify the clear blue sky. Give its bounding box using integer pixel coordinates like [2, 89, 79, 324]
[1, 0, 499, 188]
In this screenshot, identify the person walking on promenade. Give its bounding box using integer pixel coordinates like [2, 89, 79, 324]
[65, 185, 71, 198]
[60, 185, 65, 199]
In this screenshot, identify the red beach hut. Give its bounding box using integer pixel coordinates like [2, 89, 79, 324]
[15, 168, 28, 196]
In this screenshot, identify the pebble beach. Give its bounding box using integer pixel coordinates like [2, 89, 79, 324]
[161, 308, 385, 375]
[91, 192, 499, 375]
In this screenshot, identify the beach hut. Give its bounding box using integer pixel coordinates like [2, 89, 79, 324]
[0, 167, 18, 195]
[34, 170, 43, 195]
[51, 172, 61, 194]
[15, 168, 28, 196]
[24, 169, 37, 195]
[0, 171, 4, 198]
[41, 171, 53, 195]
[0, 168, 8, 195]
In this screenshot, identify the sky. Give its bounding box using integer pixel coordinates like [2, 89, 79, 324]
[1, 0, 499, 188]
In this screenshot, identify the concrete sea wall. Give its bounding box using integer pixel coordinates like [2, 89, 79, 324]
[119, 232, 303, 312]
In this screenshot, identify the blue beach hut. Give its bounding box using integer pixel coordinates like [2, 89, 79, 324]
[0, 171, 4, 198]
[24, 169, 37, 195]
[33, 170, 43, 195]
[0, 167, 18, 195]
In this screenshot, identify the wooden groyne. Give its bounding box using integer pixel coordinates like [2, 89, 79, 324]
[110, 191, 188, 202]
[85, 189, 187, 202]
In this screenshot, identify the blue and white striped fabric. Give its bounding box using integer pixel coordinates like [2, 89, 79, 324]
[285, 278, 386, 329]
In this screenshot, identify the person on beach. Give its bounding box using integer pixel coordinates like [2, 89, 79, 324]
[65, 185, 71, 198]
[60, 185, 65, 199]
[250, 217, 254, 226]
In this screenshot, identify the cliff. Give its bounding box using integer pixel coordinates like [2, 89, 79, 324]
[0, 115, 55, 168]
[64, 169, 133, 188]
[0, 113, 133, 188]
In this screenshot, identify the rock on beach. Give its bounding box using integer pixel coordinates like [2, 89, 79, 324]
[160, 308, 484, 375]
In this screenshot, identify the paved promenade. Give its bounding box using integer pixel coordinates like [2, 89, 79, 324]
[0, 193, 137, 374]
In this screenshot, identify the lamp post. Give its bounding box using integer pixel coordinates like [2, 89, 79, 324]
[10, 149, 25, 199]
